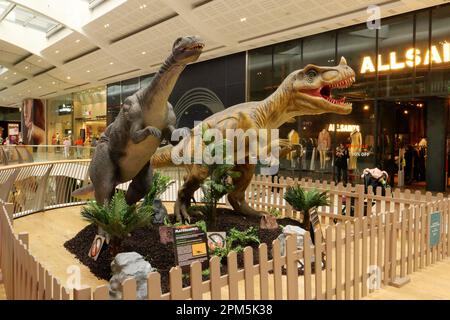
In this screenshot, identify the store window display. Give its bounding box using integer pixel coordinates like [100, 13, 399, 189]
[349, 127, 362, 170]
[73, 86, 107, 144]
[47, 95, 72, 149]
[318, 128, 331, 170]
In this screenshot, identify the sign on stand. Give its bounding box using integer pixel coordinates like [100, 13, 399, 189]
[429, 212, 441, 248]
[173, 226, 209, 271]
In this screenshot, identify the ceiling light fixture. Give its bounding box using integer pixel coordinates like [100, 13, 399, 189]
[55, 50, 60, 54]
[139, 4, 147, 9]
[363, 105, 369, 110]
[86, 70, 91, 73]
[109, 62, 114, 65]
[104, 23, 110, 28]
[75, 39, 80, 43]
[240, 17, 247, 22]
[38, 86, 42, 89]
[141, 51, 146, 55]
[24, 66, 29, 70]
[13, 72, 16, 75]
[66, 76, 71, 80]
[52, 81, 56, 85]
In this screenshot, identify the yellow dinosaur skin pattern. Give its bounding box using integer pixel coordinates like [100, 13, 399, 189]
[151, 57, 356, 221]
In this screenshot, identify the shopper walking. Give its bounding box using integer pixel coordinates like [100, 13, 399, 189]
[75, 137, 83, 159]
[63, 137, 71, 158]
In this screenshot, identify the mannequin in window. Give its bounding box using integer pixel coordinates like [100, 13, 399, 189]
[318, 128, 331, 170]
[349, 127, 362, 170]
[287, 129, 300, 168]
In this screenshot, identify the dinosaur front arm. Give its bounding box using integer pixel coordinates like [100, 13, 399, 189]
[130, 122, 162, 144]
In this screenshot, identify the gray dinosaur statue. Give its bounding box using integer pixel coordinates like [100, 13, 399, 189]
[73, 36, 204, 205]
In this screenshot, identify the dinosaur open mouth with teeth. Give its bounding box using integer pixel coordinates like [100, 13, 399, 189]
[302, 76, 355, 106]
[185, 43, 205, 51]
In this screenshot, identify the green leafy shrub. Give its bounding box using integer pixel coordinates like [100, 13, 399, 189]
[81, 173, 173, 255]
[211, 227, 260, 261]
[81, 191, 153, 255]
[267, 207, 281, 218]
[191, 125, 240, 229]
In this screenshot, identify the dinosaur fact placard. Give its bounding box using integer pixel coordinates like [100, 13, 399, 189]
[173, 226, 209, 271]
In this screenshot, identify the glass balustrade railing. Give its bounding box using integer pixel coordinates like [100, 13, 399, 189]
[0, 145, 95, 165]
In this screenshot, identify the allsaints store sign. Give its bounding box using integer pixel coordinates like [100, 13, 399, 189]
[360, 41, 450, 74]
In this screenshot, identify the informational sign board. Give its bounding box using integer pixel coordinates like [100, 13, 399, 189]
[88, 235, 106, 261]
[429, 212, 441, 248]
[207, 232, 226, 251]
[173, 226, 208, 270]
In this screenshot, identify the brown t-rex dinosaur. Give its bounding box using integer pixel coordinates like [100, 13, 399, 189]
[151, 57, 356, 222]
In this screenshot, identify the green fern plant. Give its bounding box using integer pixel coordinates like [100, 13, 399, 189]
[283, 186, 329, 230]
[211, 227, 260, 261]
[81, 191, 153, 256]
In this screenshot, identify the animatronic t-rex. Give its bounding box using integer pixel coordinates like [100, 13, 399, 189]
[73, 36, 204, 205]
[151, 57, 356, 222]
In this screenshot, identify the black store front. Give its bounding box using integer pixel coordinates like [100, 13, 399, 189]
[248, 4, 450, 192]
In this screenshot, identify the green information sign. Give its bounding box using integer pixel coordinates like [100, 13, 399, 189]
[429, 212, 441, 247]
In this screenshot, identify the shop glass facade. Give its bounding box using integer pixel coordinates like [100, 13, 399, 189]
[46, 86, 106, 147]
[248, 4, 450, 190]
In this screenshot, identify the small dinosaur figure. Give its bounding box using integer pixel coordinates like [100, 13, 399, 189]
[151, 57, 355, 221]
[73, 36, 204, 205]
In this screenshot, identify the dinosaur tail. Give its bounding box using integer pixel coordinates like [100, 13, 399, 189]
[71, 184, 95, 200]
[151, 144, 177, 168]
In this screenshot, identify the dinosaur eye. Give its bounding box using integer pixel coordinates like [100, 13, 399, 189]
[306, 69, 317, 82]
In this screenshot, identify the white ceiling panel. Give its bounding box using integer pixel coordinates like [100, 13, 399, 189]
[0, 0, 446, 107]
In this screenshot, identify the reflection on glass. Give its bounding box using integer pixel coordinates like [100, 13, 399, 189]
[430, 5, 450, 94]
[377, 14, 414, 97]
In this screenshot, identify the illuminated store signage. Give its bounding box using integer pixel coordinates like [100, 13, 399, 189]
[328, 124, 360, 132]
[360, 41, 450, 74]
[58, 104, 72, 115]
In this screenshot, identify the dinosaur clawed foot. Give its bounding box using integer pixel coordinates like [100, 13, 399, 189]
[174, 198, 192, 223]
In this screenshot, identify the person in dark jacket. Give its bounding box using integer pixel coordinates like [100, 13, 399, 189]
[335, 143, 349, 185]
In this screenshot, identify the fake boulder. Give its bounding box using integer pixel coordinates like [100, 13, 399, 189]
[109, 252, 155, 300]
[277, 225, 315, 265]
[152, 199, 168, 224]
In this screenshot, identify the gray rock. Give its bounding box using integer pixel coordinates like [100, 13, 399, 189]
[109, 252, 155, 300]
[152, 199, 168, 224]
[277, 225, 315, 265]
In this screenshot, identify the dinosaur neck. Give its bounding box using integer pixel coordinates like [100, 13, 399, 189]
[139, 55, 185, 111]
[253, 78, 294, 129]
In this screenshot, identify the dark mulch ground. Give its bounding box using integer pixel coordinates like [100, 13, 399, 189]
[64, 208, 301, 293]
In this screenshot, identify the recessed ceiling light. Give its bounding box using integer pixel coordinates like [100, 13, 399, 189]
[141, 51, 146, 55]
[240, 17, 247, 22]
[13, 72, 16, 75]
[109, 62, 114, 65]
[86, 70, 91, 73]
[75, 39, 80, 43]
[104, 23, 110, 28]
[55, 50, 60, 54]
[139, 4, 147, 9]
[66, 76, 71, 80]
[38, 86, 42, 89]
[363, 105, 369, 110]
[4, 76, 7, 80]
[52, 81, 56, 85]
[24, 66, 29, 70]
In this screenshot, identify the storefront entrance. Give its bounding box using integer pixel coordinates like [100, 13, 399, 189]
[378, 97, 448, 192]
